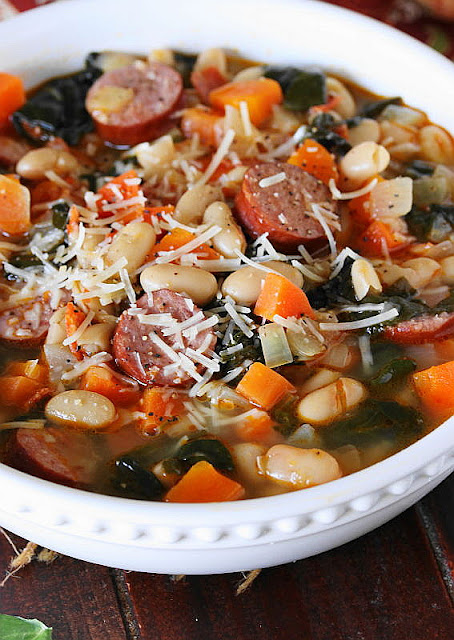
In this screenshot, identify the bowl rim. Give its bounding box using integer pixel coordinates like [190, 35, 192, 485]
[0, 0, 453, 528]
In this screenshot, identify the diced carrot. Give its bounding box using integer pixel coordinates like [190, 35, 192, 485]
[138, 387, 184, 434]
[6, 360, 48, 384]
[30, 179, 65, 207]
[413, 360, 454, 419]
[1, 375, 46, 410]
[254, 272, 315, 321]
[96, 170, 143, 219]
[209, 78, 283, 127]
[355, 219, 409, 258]
[165, 460, 245, 503]
[236, 362, 295, 411]
[181, 107, 224, 147]
[235, 410, 278, 444]
[66, 205, 80, 236]
[149, 227, 220, 261]
[65, 302, 86, 360]
[347, 175, 385, 225]
[0, 73, 25, 128]
[288, 138, 338, 186]
[0, 174, 30, 235]
[80, 366, 140, 406]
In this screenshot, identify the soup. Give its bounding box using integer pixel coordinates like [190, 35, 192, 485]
[0, 48, 453, 502]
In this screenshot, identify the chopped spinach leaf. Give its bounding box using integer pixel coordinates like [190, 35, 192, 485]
[264, 66, 326, 112]
[176, 438, 234, 471]
[306, 257, 356, 309]
[304, 113, 351, 156]
[217, 328, 264, 380]
[113, 456, 164, 500]
[404, 159, 435, 180]
[360, 97, 402, 119]
[322, 399, 423, 449]
[13, 66, 101, 145]
[174, 50, 197, 87]
[405, 204, 454, 243]
[51, 200, 70, 230]
[368, 357, 416, 389]
[272, 394, 300, 436]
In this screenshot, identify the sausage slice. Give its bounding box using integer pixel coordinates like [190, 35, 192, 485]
[0, 298, 53, 347]
[113, 290, 217, 387]
[234, 161, 338, 252]
[383, 312, 454, 344]
[7, 427, 100, 488]
[86, 62, 183, 146]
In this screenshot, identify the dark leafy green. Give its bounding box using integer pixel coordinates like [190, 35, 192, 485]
[264, 66, 326, 112]
[405, 204, 454, 243]
[0, 614, 52, 639]
[368, 358, 416, 389]
[306, 257, 356, 309]
[360, 97, 402, 119]
[404, 159, 435, 180]
[13, 66, 101, 145]
[174, 50, 197, 87]
[176, 438, 234, 472]
[217, 328, 263, 380]
[113, 456, 164, 500]
[51, 200, 70, 230]
[272, 394, 299, 436]
[322, 400, 423, 449]
[304, 113, 351, 156]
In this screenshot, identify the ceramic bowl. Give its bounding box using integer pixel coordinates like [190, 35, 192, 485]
[0, 0, 453, 574]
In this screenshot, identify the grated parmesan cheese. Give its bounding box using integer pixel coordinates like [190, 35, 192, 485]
[328, 177, 378, 201]
[258, 171, 287, 188]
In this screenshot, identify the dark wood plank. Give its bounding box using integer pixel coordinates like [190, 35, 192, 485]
[0, 532, 128, 640]
[123, 507, 454, 640]
[417, 474, 454, 600]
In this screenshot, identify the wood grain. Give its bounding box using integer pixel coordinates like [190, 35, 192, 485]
[0, 532, 128, 640]
[122, 506, 454, 640]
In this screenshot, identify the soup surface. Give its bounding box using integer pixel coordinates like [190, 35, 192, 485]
[0, 48, 453, 502]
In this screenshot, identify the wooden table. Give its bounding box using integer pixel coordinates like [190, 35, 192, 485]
[0, 1, 453, 637]
[0, 474, 453, 639]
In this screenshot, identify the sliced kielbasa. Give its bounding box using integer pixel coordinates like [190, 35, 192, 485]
[383, 312, 454, 344]
[191, 66, 227, 104]
[7, 427, 100, 488]
[0, 135, 31, 168]
[0, 298, 53, 347]
[234, 161, 338, 252]
[85, 62, 183, 146]
[113, 290, 217, 387]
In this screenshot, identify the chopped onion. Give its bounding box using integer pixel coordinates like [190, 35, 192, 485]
[258, 323, 293, 368]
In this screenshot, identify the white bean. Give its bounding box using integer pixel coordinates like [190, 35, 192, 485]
[340, 141, 390, 184]
[259, 444, 342, 489]
[203, 201, 246, 258]
[326, 77, 356, 119]
[232, 65, 265, 83]
[175, 184, 223, 225]
[419, 125, 454, 164]
[231, 443, 267, 486]
[77, 323, 114, 355]
[441, 256, 454, 286]
[45, 308, 66, 345]
[140, 263, 218, 306]
[16, 148, 78, 180]
[297, 377, 367, 425]
[348, 118, 380, 146]
[351, 258, 382, 301]
[221, 261, 303, 306]
[132, 135, 175, 179]
[45, 390, 116, 430]
[105, 221, 156, 274]
[401, 257, 441, 289]
[299, 368, 341, 395]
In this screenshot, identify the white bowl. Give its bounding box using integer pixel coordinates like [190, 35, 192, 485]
[0, 0, 453, 575]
